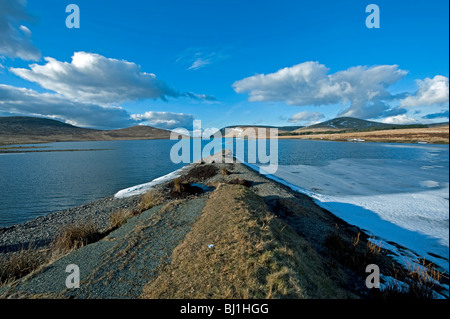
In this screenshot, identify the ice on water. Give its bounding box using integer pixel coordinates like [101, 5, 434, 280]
[266, 155, 449, 271]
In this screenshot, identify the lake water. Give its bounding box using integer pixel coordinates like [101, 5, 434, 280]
[0, 139, 448, 270]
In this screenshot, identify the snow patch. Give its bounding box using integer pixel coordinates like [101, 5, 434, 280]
[114, 167, 186, 198]
[250, 157, 449, 271]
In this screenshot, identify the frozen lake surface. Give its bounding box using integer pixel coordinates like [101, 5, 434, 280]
[253, 142, 449, 271]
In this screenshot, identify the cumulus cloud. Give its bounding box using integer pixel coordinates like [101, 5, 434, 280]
[401, 75, 449, 108]
[10, 52, 178, 104]
[131, 111, 195, 130]
[287, 111, 325, 123]
[381, 114, 418, 125]
[0, 84, 135, 129]
[0, 0, 41, 60]
[10, 52, 214, 104]
[0, 84, 200, 130]
[233, 61, 408, 119]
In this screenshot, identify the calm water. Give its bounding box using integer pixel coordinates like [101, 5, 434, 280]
[0, 140, 185, 227]
[0, 139, 448, 228]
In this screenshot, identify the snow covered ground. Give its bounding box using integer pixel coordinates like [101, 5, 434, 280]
[114, 167, 186, 198]
[255, 154, 449, 272]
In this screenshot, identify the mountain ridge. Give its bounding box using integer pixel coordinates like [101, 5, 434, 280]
[0, 116, 172, 145]
[292, 117, 433, 133]
[217, 117, 447, 138]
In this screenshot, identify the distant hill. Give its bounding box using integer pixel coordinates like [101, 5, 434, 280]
[0, 116, 172, 145]
[287, 117, 429, 135]
[216, 117, 439, 138]
[427, 122, 449, 128]
[294, 117, 425, 132]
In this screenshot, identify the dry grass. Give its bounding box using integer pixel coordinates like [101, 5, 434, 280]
[138, 190, 161, 212]
[378, 259, 446, 299]
[52, 223, 102, 253]
[0, 246, 43, 285]
[173, 178, 182, 193]
[109, 209, 135, 229]
[325, 230, 447, 299]
[141, 184, 352, 299]
[221, 167, 230, 175]
[0, 192, 162, 288]
[324, 231, 383, 275]
[278, 126, 449, 144]
[1, 222, 110, 287]
[366, 238, 382, 257]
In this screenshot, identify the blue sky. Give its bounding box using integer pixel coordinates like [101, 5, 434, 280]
[0, 0, 448, 130]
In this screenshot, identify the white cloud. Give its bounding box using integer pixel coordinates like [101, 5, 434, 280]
[10, 52, 180, 104]
[0, 84, 200, 130]
[0, 84, 134, 129]
[177, 48, 229, 71]
[10, 52, 215, 104]
[401, 75, 449, 108]
[381, 114, 418, 125]
[188, 58, 211, 70]
[233, 61, 408, 119]
[19, 25, 31, 37]
[287, 111, 325, 123]
[0, 0, 41, 60]
[131, 111, 195, 130]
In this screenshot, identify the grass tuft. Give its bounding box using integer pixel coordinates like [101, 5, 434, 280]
[109, 209, 134, 229]
[221, 167, 230, 175]
[0, 246, 43, 285]
[138, 190, 160, 212]
[52, 223, 102, 252]
[324, 231, 383, 275]
[173, 178, 182, 193]
[378, 259, 446, 299]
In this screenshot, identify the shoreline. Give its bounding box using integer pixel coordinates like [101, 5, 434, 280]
[0, 152, 448, 298]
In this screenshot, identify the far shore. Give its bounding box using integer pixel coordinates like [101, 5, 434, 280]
[1, 125, 449, 148]
[0, 136, 170, 147]
[278, 125, 449, 144]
